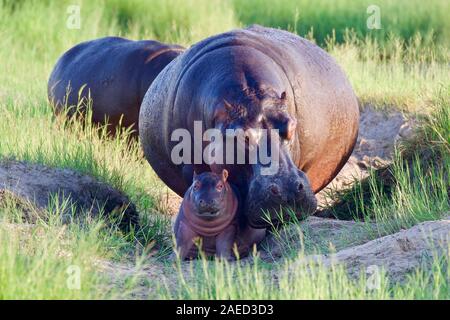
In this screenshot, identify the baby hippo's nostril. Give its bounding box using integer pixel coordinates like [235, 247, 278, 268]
[210, 199, 219, 207]
[269, 184, 280, 196]
[298, 182, 304, 191]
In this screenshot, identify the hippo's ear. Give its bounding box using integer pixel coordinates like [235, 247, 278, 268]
[193, 170, 197, 179]
[223, 99, 234, 112]
[221, 169, 229, 182]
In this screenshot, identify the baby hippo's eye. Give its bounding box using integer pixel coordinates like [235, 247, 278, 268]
[216, 182, 223, 191]
[193, 181, 201, 191]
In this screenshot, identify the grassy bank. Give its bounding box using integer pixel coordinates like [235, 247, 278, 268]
[158, 251, 448, 299]
[327, 92, 449, 231]
[0, 193, 114, 299]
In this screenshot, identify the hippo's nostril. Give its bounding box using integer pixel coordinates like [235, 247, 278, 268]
[269, 184, 280, 196]
[298, 183, 304, 191]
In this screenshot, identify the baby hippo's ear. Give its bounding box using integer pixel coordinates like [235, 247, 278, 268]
[224, 99, 234, 112]
[193, 170, 197, 179]
[221, 169, 229, 182]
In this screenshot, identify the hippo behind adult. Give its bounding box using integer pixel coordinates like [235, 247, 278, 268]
[48, 37, 184, 135]
[139, 25, 359, 228]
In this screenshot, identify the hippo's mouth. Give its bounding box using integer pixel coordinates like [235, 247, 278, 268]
[245, 200, 317, 228]
[195, 208, 221, 219]
[244, 153, 318, 228]
[244, 173, 318, 228]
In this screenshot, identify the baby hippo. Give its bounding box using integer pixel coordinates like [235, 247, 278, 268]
[174, 170, 265, 260]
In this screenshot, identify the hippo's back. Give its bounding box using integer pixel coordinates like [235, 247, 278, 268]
[48, 36, 184, 134]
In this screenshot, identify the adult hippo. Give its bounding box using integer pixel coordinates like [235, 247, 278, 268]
[140, 25, 359, 228]
[48, 37, 184, 136]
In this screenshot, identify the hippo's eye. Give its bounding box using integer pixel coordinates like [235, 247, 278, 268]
[216, 183, 223, 191]
[193, 181, 201, 191]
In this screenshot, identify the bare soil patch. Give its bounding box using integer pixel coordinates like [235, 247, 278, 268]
[0, 159, 138, 228]
[291, 215, 449, 283]
[319, 105, 414, 195]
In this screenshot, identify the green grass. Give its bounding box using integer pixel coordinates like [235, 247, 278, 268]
[0, 183, 172, 299]
[0, 226, 109, 299]
[326, 92, 449, 233]
[233, 0, 450, 48]
[157, 251, 448, 299]
[330, 32, 450, 111]
[0, 192, 116, 299]
[0, 99, 166, 211]
[1, 0, 448, 112]
[0, 0, 448, 300]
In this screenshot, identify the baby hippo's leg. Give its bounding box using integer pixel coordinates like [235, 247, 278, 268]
[246, 226, 266, 245]
[175, 220, 198, 260]
[215, 225, 237, 260]
[239, 226, 266, 256]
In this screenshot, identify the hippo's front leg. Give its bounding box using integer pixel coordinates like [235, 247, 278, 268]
[239, 225, 266, 255]
[175, 220, 198, 260]
[215, 224, 237, 260]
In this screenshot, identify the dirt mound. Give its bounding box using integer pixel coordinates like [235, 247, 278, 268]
[0, 160, 139, 229]
[259, 216, 381, 261]
[321, 105, 414, 193]
[291, 216, 449, 282]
